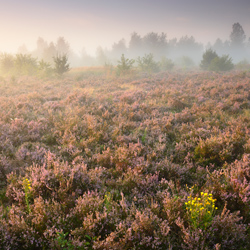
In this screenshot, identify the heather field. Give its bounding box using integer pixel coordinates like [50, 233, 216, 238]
[0, 70, 250, 249]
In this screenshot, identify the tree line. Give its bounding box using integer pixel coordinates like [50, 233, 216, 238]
[0, 22, 249, 75]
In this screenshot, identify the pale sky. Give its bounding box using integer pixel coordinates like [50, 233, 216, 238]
[0, 0, 249, 55]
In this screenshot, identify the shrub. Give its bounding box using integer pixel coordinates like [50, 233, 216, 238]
[15, 54, 38, 76]
[200, 49, 234, 72]
[53, 54, 70, 76]
[116, 54, 135, 76]
[200, 49, 218, 70]
[137, 53, 160, 73]
[38, 60, 53, 78]
[209, 55, 234, 72]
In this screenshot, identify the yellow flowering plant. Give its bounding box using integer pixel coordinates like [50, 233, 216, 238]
[185, 190, 218, 229]
[22, 178, 31, 214]
[104, 192, 113, 212]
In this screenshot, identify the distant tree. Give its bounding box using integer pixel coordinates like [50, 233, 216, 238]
[37, 37, 48, 51]
[111, 39, 127, 60]
[128, 32, 143, 57]
[142, 32, 167, 59]
[178, 36, 197, 48]
[230, 22, 246, 47]
[53, 54, 70, 76]
[176, 35, 203, 63]
[43, 42, 57, 64]
[34, 37, 48, 59]
[56, 37, 70, 55]
[212, 38, 228, 55]
[96, 46, 107, 65]
[167, 38, 178, 59]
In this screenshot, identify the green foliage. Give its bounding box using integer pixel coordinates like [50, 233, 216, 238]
[55, 233, 98, 250]
[38, 59, 53, 78]
[141, 128, 148, 144]
[15, 53, 38, 75]
[0, 53, 15, 74]
[0, 53, 38, 76]
[200, 49, 234, 71]
[55, 232, 74, 250]
[137, 53, 160, 73]
[159, 57, 174, 71]
[53, 54, 70, 76]
[209, 55, 234, 72]
[200, 49, 218, 70]
[116, 54, 134, 75]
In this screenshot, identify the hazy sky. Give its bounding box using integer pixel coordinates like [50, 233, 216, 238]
[0, 0, 249, 55]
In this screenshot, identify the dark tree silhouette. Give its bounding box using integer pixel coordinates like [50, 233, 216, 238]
[53, 54, 70, 76]
[230, 22, 246, 47]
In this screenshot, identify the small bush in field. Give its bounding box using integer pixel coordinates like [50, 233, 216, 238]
[200, 48, 218, 70]
[116, 54, 135, 76]
[137, 53, 160, 73]
[200, 49, 234, 72]
[38, 59, 53, 77]
[15, 53, 38, 75]
[209, 55, 234, 72]
[53, 54, 70, 76]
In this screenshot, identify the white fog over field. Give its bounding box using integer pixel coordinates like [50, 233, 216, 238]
[0, 0, 250, 66]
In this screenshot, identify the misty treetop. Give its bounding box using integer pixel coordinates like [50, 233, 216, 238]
[230, 22, 246, 47]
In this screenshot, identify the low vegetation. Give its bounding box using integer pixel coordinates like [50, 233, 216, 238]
[0, 53, 70, 78]
[0, 68, 250, 249]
